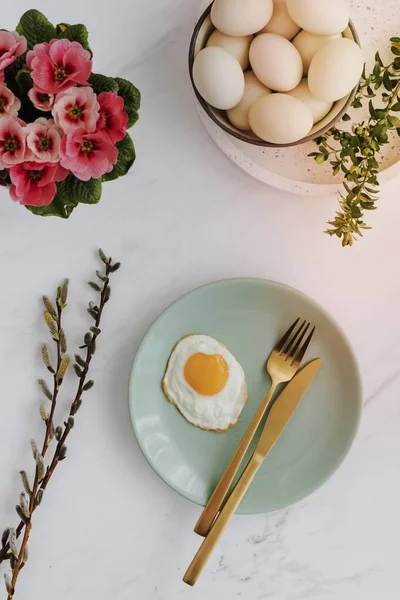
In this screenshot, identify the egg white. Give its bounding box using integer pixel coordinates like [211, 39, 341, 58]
[162, 335, 247, 432]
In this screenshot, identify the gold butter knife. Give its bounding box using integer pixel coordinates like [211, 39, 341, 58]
[183, 358, 323, 586]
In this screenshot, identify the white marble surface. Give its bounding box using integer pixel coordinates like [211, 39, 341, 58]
[1, 1, 400, 598]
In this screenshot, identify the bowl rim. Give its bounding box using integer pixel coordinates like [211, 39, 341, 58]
[188, 2, 361, 148]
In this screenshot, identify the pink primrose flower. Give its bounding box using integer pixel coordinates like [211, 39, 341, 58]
[60, 128, 118, 181]
[53, 86, 99, 133]
[25, 118, 63, 163]
[28, 88, 55, 112]
[0, 116, 26, 169]
[0, 83, 21, 116]
[96, 92, 128, 143]
[9, 161, 68, 206]
[0, 31, 27, 71]
[27, 39, 92, 94]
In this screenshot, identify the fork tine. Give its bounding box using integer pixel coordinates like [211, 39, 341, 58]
[275, 318, 300, 353]
[281, 320, 307, 356]
[286, 322, 310, 361]
[292, 326, 316, 366]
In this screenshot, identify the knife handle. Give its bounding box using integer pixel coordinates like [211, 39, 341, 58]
[184, 455, 262, 586]
[194, 382, 278, 537]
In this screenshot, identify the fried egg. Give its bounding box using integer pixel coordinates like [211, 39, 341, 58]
[162, 335, 247, 432]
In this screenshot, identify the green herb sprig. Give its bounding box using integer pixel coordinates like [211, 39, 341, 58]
[309, 37, 400, 247]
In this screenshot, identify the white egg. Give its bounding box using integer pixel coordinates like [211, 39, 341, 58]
[293, 30, 342, 75]
[249, 33, 303, 92]
[227, 71, 271, 130]
[286, 0, 350, 36]
[259, 0, 301, 40]
[163, 335, 247, 431]
[206, 30, 253, 70]
[308, 38, 363, 102]
[193, 47, 245, 110]
[249, 93, 313, 144]
[211, 0, 273, 36]
[288, 79, 333, 124]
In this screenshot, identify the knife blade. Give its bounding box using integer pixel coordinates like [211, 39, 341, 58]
[183, 357, 323, 586]
[254, 357, 323, 459]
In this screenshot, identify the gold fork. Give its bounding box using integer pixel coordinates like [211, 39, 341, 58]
[194, 318, 315, 537]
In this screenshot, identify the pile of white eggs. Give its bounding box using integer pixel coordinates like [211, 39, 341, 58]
[193, 0, 364, 144]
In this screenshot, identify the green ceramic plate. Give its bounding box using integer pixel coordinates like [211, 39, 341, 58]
[128, 279, 362, 513]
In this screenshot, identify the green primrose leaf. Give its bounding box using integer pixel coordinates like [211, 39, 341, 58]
[114, 77, 141, 128]
[16, 10, 56, 50]
[88, 73, 119, 94]
[60, 174, 102, 204]
[27, 176, 102, 218]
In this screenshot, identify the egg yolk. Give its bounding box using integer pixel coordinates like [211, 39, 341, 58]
[184, 352, 229, 396]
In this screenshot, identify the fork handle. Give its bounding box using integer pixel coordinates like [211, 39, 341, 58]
[184, 454, 263, 586]
[194, 381, 278, 537]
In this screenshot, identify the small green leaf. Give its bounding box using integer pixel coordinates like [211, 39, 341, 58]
[349, 149, 358, 164]
[315, 154, 326, 164]
[342, 113, 351, 121]
[16, 10, 56, 50]
[371, 140, 380, 152]
[391, 102, 400, 111]
[383, 71, 393, 91]
[366, 85, 376, 97]
[114, 77, 141, 127]
[351, 206, 363, 218]
[373, 62, 381, 77]
[369, 100, 377, 119]
[361, 202, 377, 210]
[361, 63, 367, 79]
[102, 134, 136, 182]
[388, 115, 400, 128]
[56, 23, 92, 55]
[88, 73, 119, 94]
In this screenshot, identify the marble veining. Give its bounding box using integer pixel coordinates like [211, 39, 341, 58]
[0, 1, 400, 599]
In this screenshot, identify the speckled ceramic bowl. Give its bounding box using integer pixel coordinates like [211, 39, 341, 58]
[188, 2, 361, 148]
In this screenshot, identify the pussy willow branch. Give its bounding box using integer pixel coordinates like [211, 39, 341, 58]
[1, 249, 120, 599]
[41, 255, 115, 490]
[6, 293, 67, 598]
[0, 286, 68, 569]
